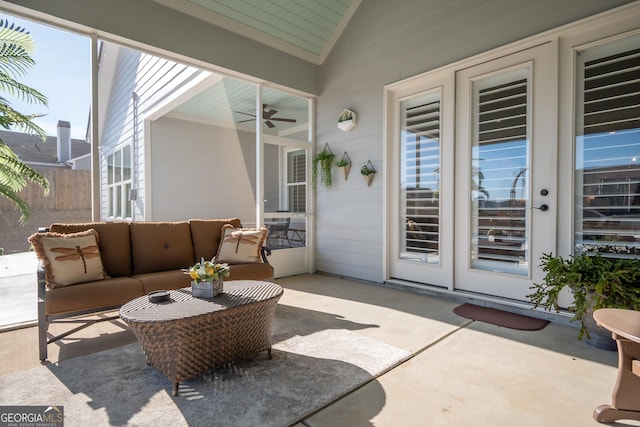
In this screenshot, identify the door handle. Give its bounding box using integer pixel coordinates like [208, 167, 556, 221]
[532, 204, 549, 212]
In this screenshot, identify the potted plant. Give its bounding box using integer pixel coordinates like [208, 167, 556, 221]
[335, 152, 352, 180]
[527, 252, 640, 349]
[185, 257, 230, 298]
[361, 161, 376, 187]
[337, 109, 356, 132]
[312, 144, 335, 191]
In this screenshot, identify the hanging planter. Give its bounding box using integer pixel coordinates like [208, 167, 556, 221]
[361, 160, 376, 187]
[312, 143, 335, 191]
[335, 152, 352, 181]
[337, 109, 356, 132]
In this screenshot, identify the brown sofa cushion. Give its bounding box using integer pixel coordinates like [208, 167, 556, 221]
[45, 276, 144, 316]
[130, 221, 195, 274]
[133, 270, 193, 294]
[189, 218, 242, 261]
[49, 222, 132, 277]
[228, 263, 273, 281]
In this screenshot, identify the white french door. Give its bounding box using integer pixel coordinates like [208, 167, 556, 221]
[388, 72, 455, 287]
[454, 43, 557, 301]
[388, 42, 557, 302]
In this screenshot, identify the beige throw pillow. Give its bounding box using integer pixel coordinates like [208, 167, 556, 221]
[216, 224, 268, 264]
[29, 229, 107, 288]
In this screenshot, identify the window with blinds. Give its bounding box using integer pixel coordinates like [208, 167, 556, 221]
[287, 149, 306, 213]
[575, 37, 640, 257]
[399, 91, 441, 263]
[471, 69, 529, 271]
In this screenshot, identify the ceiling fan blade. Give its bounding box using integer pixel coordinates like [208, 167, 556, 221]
[265, 120, 275, 128]
[237, 118, 256, 123]
[270, 117, 297, 123]
[263, 109, 278, 119]
[234, 111, 256, 118]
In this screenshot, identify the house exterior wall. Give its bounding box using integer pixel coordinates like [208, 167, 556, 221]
[149, 117, 257, 224]
[315, 0, 635, 282]
[98, 44, 206, 220]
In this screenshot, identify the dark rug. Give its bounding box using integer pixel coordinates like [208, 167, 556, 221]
[453, 303, 549, 331]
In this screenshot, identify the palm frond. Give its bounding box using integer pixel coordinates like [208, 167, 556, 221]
[0, 20, 50, 225]
[0, 142, 49, 194]
[0, 182, 31, 224]
[0, 20, 35, 78]
[0, 73, 47, 105]
[0, 103, 47, 139]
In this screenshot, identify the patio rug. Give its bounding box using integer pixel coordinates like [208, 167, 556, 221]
[0, 312, 410, 426]
[453, 303, 549, 331]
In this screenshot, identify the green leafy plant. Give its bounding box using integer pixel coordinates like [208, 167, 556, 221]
[528, 252, 640, 339]
[360, 163, 376, 176]
[0, 20, 50, 224]
[312, 145, 335, 190]
[185, 257, 230, 284]
[335, 152, 351, 167]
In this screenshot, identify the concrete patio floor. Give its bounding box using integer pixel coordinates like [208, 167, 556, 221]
[0, 252, 637, 426]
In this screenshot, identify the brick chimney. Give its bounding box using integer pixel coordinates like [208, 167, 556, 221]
[56, 120, 71, 163]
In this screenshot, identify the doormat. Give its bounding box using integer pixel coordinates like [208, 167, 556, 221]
[453, 303, 549, 331]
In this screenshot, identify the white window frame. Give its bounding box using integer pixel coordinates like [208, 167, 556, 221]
[105, 144, 132, 220]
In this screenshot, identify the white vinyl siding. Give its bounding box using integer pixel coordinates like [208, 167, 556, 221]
[98, 42, 208, 220]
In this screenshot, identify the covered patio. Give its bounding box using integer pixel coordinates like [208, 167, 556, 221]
[0, 255, 631, 426]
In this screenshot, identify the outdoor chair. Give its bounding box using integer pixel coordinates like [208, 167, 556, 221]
[267, 217, 291, 248]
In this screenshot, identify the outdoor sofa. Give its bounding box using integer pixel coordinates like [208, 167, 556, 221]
[29, 218, 273, 361]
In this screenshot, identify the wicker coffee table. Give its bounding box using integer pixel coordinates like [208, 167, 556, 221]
[120, 280, 283, 396]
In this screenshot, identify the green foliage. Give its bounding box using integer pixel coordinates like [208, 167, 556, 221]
[312, 145, 335, 191]
[360, 163, 376, 176]
[335, 152, 350, 167]
[0, 19, 49, 224]
[528, 253, 640, 339]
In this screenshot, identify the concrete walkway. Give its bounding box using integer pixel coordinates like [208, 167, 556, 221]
[0, 251, 38, 329]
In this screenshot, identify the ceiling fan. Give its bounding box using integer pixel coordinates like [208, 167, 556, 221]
[235, 104, 297, 128]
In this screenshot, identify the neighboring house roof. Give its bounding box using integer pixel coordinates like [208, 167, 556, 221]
[0, 129, 89, 165]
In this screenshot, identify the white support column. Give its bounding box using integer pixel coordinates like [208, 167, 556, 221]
[90, 34, 100, 221]
[256, 84, 264, 228]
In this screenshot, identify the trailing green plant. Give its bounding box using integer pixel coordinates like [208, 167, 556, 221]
[312, 145, 335, 190]
[0, 19, 50, 224]
[528, 252, 640, 339]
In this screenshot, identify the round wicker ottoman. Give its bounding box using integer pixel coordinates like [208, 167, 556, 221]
[120, 280, 283, 395]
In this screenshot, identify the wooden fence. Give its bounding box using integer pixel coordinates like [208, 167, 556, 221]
[0, 167, 91, 211]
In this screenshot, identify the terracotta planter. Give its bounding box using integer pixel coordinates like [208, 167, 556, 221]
[338, 164, 351, 180]
[363, 173, 375, 187]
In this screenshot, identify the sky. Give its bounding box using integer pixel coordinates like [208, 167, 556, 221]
[1, 13, 90, 139]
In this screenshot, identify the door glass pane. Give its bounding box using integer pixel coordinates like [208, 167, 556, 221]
[575, 37, 640, 257]
[471, 68, 530, 274]
[399, 90, 441, 264]
[263, 88, 310, 250]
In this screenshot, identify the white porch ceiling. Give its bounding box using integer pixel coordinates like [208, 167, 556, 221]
[167, 75, 310, 137]
[152, 0, 361, 64]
